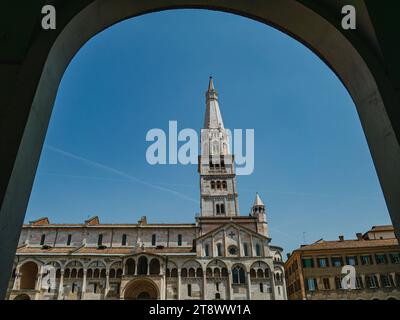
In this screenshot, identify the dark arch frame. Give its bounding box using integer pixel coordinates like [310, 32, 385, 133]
[1, 0, 399, 299]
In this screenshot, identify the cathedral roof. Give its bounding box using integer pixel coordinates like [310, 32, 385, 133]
[204, 77, 225, 129]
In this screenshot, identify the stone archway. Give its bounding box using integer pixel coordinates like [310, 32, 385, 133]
[124, 278, 159, 300]
[1, 0, 400, 299]
[19, 262, 38, 290]
[13, 294, 31, 300]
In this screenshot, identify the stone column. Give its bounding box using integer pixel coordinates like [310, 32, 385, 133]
[375, 273, 381, 288]
[246, 272, 252, 300]
[390, 272, 397, 287]
[249, 236, 254, 257]
[227, 270, 233, 300]
[177, 270, 181, 300]
[202, 270, 207, 299]
[57, 270, 64, 300]
[237, 229, 242, 257]
[147, 261, 150, 276]
[105, 271, 110, 298]
[282, 272, 288, 300]
[81, 270, 87, 300]
[12, 266, 21, 290]
[270, 267, 276, 300]
[361, 274, 366, 289]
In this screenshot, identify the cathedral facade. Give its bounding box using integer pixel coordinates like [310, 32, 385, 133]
[7, 79, 287, 300]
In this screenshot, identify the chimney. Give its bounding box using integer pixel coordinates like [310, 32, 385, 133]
[356, 233, 363, 240]
[339, 235, 344, 241]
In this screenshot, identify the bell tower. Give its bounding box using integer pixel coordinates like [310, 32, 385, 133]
[198, 77, 239, 217]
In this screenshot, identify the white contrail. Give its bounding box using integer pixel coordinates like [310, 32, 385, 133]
[44, 145, 199, 204]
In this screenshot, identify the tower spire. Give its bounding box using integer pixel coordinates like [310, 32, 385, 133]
[204, 77, 224, 129]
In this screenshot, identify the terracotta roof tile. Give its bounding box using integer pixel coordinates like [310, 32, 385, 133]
[298, 238, 399, 251]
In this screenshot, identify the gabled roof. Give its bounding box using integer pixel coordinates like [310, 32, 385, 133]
[197, 221, 270, 241]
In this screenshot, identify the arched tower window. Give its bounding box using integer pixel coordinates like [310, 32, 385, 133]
[125, 258, 135, 275]
[217, 243, 223, 256]
[149, 259, 160, 275]
[216, 204, 220, 215]
[138, 256, 148, 275]
[211, 181, 215, 189]
[255, 243, 261, 256]
[205, 244, 210, 257]
[232, 266, 246, 284]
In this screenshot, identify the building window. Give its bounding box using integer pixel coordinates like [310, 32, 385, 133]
[361, 255, 372, 265]
[211, 181, 215, 189]
[243, 243, 249, 257]
[97, 234, 103, 246]
[222, 181, 227, 190]
[215, 293, 221, 300]
[302, 258, 314, 268]
[215, 282, 219, 291]
[216, 181, 221, 189]
[151, 234, 156, 246]
[390, 253, 400, 264]
[216, 204, 220, 215]
[375, 254, 387, 264]
[365, 275, 378, 289]
[187, 284, 192, 297]
[205, 244, 210, 257]
[220, 204, 225, 214]
[356, 276, 363, 289]
[67, 234, 72, 246]
[232, 266, 246, 284]
[228, 245, 238, 256]
[346, 256, 358, 266]
[322, 278, 330, 290]
[335, 276, 343, 289]
[178, 234, 182, 246]
[255, 244, 261, 256]
[381, 274, 392, 287]
[40, 234, 46, 245]
[318, 258, 328, 268]
[259, 283, 264, 293]
[122, 234, 127, 246]
[217, 243, 222, 256]
[331, 257, 343, 267]
[306, 278, 317, 291]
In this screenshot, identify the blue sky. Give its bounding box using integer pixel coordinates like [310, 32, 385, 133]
[25, 9, 391, 255]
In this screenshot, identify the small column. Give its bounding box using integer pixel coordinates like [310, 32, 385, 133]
[282, 272, 288, 300]
[104, 271, 110, 299]
[237, 229, 242, 257]
[227, 270, 233, 300]
[58, 270, 64, 300]
[147, 262, 150, 276]
[202, 270, 207, 299]
[361, 274, 366, 289]
[270, 267, 276, 300]
[81, 270, 87, 300]
[390, 272, 397, 287]
[375, 273, 381, 288]
[246, 272, 252, 300]
[13, 266, 21, 290]
[249, 236, 254, 257]
[177, 270, 181, 300]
